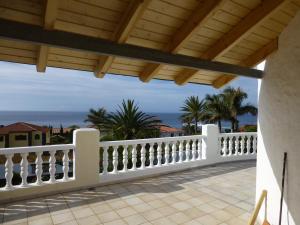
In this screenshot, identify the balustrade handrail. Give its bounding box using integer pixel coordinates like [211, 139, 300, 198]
[99, 135, 205, 147]
[0, 144, 75, 154]
[219, 132, 257, 137]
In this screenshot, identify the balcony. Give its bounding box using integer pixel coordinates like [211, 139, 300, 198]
[0, 125, 257, 224]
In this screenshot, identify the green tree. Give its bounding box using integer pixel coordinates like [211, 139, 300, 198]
[107, 100, 161, 140]
[204, 94, 229, 132]
[222, 87, 257, 131]
[85, 108, 108, 131]
[181, 96, 205, 134]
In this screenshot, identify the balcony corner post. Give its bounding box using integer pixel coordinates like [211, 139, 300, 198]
[73, 128, 100, 187]
[201, 124, 219, 164]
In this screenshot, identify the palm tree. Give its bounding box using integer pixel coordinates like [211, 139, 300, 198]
[107, 100, 161, 140]
[181, 96, 205, 134]
[180, 114, 193, 135]
[204, 94, 229, 132]
[222, 87, 257, 131]
[84, 108, 108, 131]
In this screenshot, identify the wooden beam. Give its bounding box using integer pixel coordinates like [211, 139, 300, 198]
[139, 0, 225, 82]
[212, 38, 278, 88]
[174, 0, 286, 85]
[94, 0, 151, 78]
[36, 0, 59, 72]
[0, 18, 263, 79]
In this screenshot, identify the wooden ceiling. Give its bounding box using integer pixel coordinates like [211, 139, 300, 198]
[0, 0, 299, 88]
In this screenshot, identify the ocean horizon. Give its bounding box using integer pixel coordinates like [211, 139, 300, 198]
[0, 111, 257, 129]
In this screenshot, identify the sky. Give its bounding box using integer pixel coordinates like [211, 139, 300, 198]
[0, 61, 258, 113]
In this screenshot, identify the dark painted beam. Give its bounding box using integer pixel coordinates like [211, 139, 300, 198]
[0, 19, 263, 78]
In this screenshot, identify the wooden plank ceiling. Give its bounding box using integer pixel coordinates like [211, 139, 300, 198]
[0, 0, 299, 88]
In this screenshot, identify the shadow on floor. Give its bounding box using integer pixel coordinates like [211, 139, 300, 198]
[1, 160, 256, 223]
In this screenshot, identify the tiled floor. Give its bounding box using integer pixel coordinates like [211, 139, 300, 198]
[0, 160, 256, 225]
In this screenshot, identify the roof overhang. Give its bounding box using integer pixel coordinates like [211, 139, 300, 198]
[0, 0, 298, 88]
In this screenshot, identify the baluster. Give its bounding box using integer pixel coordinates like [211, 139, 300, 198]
[197, 139, 202, 160]
[35, 151, 43, 185]
[4, 154, 13, 190]
[132, 144, 137, 171]
[240, 136, 245, 155]
[102, 146, 108, 175]
[20, 153, 28, 187]
[202, 138, 207, 159]
[164, 142, 169, 165]
[112, 146, 118, 174]
[171, 142, 176, 164]
[246, 136, 251, 154]
[157, 142, 162, 167]
[62, 150, 69, 181]
[228, 137, 233, 156]
[253, 136, 257, 154]
[235, 136, 239, 155]
[123, 145, 128, 172]
[179, 141, 183, 163]
[222, 137, 227, 156]
[149, 143, 154, 168]
[185, 140, 190, 162]
[141, 144, 146, 169]
[191, 139, 196, 161]
[49, 151, 56, 183]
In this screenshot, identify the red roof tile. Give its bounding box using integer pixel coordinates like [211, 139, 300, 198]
[158, 125, 182, 133]
[0, 122, 49, 135]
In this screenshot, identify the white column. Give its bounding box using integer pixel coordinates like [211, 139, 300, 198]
[201, 124, 219, 164]
[73, 128, 100, 186]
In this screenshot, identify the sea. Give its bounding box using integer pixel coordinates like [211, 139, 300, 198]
[0, 111, 257, 129]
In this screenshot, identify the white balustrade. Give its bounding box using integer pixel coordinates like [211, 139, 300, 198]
[4, 154, 13, 190]
[157, 142, 162, 166]
[191, 139, 196, 161]
[123, 145, 128, 172]
[132, 144, 137, 171]
[164, 142, 170, 165]
[20, 153, 28, 187]
[112, 146, 118, 174]
[185, 141, 190, 162]
[102, 146, 108, 175]
[99, 135, 205, 178]
[197, 139, 202, 160]
[49, 151, 56, 183]
[62, 149, 69, 181]
[179, 141, 183, 163]
[171, 142, 176, 164]
[219, 132, 257, 158]
[0, 128, 257, 196]
[0, 144, 74, 191]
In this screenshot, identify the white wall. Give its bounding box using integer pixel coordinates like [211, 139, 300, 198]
[257, 11, 300, 225]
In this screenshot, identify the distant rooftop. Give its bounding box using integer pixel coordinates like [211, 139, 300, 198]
[0, 122, 49, 135]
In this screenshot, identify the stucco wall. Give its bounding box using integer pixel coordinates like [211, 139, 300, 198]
[46, 131, 50, 144]
[32, 131, 42, 146]
[257, 11, 300, 225]
[9, 133, 28, 147]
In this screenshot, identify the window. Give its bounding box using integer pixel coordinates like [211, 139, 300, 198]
[34, 134, 40, 140]
[15, 135, 27, 141]
[0, 136, 3, 142]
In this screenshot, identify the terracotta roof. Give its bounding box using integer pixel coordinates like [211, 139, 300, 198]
[159, 125, 182, 133]
[0, 122, 49, 135]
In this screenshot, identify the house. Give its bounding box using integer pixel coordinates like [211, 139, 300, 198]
[0, 122, 50, 148]
[158, 125, 183, 137]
